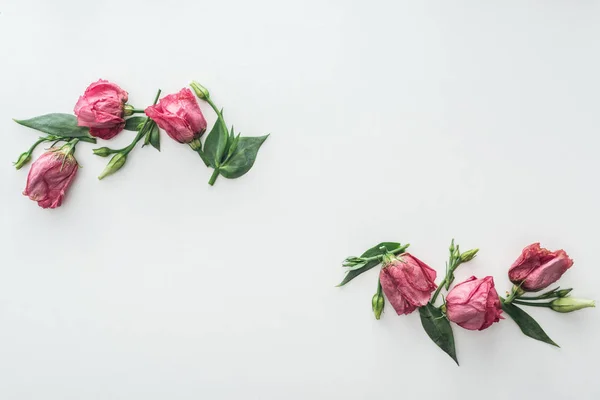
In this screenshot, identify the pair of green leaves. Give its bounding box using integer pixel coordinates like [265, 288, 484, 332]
[124, 116, 160, 151]
[198, 114, 269, 182]
[337, 242, 407, 287]
[14, 113, 97, 143]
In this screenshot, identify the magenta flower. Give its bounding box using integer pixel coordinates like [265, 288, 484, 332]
[23, 149, 78, 209]
[145, 88, 207, 145]
[74, 79, 129, 140]
[508, 243, 573, 292]
[445, 276, 503, 331]
[379, 254, 437, 315]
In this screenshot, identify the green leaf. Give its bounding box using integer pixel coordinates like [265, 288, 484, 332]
[14, 113, 92, 138]
[196, 149, 211, 167]
[501, 302, 559, 347]
[203, 116, 229, 168]
[337, 242, 403, 287]
[219, 135, 269, 179]
[149, 123, 160, 151]
[124, 116, 147, 131]
[419, 303, 458, 365]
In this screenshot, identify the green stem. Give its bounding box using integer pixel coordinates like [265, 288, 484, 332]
[208, 168, 220, 186]
[360, 245, 410, 263]
[28, 138, 47, 154]
[511, 299, 552, 308]
[503, 285, 521, 304]
[431, 278, 447, 304]
[122, 89, 162, 154]
[206, 97, 228, 133]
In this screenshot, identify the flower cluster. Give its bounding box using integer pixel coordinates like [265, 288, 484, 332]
[339, 240, 594, 364]
[13, 80, 269, 209]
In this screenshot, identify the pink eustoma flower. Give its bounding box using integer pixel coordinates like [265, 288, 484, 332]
[74, 79, 128, 140]
[23, 149, 78, 209]
[508, 243, 573, 292]
[379, 254, 437, 315]
[145, 88, 207, 145]
[445, 276, 503, 331]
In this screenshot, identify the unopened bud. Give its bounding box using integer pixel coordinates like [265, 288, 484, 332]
[556, 288, 573, 298]
[93, 147, 113, 157]
[550, 297, 595, 313]
[98, 153, 127, 180]
[459, 248, 479, 263]
[14, 152, 31, 169]
[123, 104, 135, 116]
[190, 81, 210, 100]
[372, 292, 385, 320]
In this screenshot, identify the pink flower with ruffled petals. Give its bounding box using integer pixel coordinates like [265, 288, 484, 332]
[508, 243, 573, 292]
[23, 149, 78, 209]
[145, 88, 207, 144]
[446, 276, 503, 331]
[74, 79, 128, 140]
[379, 254, 437, 315]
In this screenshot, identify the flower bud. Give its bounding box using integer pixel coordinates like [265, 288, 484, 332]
[98, 153, 127, 180]
[550, 298, 595, 313]
[190, 81, 210, 100]
[92, 147, 113, 157]
[14, 152, 32, 169]
[123, 104, 135, 116]
[372, 292, 385, 320]
[459, 248, 479, 263]
[556, 288, 573, 298]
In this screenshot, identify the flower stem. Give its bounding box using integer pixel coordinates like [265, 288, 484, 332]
[360, 245, 410, 263]
[503, 285, 521, 304]
[205, 97, 229, 133]
[208, 168, 220, 186]
[28, 137, 48, 154]
[123, 89, 162, 154]
[431, 278, 447, 304]
[511, 299, 552, 308]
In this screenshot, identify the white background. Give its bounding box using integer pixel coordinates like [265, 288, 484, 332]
[1, 1, 599, 399]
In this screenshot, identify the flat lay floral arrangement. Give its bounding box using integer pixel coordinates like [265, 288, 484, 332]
[338, 241, 595, 365]
[12, 79, 269, 208]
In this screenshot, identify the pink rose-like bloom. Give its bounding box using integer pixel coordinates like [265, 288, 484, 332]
[145, 88, 207, 144]
[508, 243, 573, 292]
[74, 79, 128, 140]
[23, 150, 78, 209]
[379, 253, 437, 315]
[445, 276, 503, 331]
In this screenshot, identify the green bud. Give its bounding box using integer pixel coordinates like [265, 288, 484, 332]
[550, 297, 595, 313]
[459, 248, 479, 263]
[13, 152, 32, 169]
[556, 288, 573, 298]
[372, 292, 385, 320]
[123, 104, 135, 116]
[98, 153, 127, 180]
[92, 147, 113, 157]
[190, 81, 210, 100]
